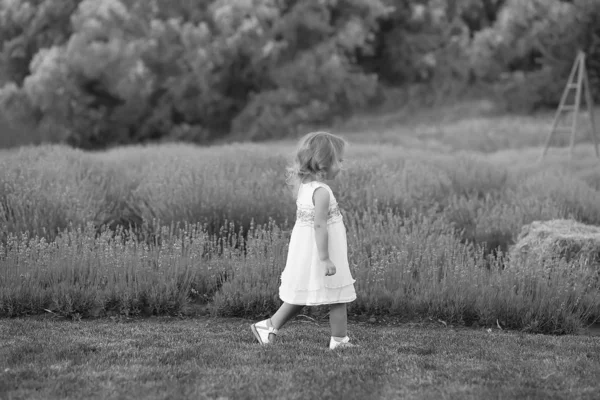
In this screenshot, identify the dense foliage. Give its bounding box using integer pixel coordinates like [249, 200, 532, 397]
[0, 0, 599, 148]
[1, 142, 599, 333]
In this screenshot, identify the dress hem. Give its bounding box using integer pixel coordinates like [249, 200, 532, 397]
[279, 279, 356, 292]
[279, 295, 357, 306]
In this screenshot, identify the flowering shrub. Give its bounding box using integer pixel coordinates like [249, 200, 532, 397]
[1, 142, 599, 333]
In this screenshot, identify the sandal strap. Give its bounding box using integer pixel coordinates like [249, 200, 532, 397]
[256, 322, 278, 335]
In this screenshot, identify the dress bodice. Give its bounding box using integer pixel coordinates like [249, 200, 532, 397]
[295, 181, 342, 226]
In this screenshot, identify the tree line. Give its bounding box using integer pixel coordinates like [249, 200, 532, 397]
[0, 0, 599, 149]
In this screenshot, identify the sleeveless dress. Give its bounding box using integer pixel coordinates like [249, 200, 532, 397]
[279, 181, 357, 305]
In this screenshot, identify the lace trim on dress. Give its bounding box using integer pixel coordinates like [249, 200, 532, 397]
[295, 203, 343, 226]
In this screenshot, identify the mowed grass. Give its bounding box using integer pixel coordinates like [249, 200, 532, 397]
[339, 100, 600, 154]
[1, 317, 599, 400]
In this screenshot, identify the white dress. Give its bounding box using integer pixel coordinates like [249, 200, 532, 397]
[279, 181, 357, 305]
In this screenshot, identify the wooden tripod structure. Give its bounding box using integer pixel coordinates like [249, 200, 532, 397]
[540, 50, 599, 161]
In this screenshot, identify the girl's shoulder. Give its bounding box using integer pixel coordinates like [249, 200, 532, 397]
[301, 181, 333, 194]
[298, 181, 336, 204]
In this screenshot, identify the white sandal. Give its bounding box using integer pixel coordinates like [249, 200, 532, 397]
[250, 319, 279, 344]
[329, 336, 358, 350]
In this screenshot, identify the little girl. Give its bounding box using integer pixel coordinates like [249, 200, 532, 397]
[250, 131, 357, 350]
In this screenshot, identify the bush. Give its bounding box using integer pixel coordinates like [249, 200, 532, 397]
[0, 0, 389, 149]
[3, 142, 600, 245]
[495, 67, 564, 113]
[0, 109, 45, 149]
[2, 208, 598, 334]
[1, 142, 600, 334]
[481, 0, 600, 110]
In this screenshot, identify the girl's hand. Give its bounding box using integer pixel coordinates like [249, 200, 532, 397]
[322, 258, 337, 276]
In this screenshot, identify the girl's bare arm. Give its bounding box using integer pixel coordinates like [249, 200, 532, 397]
[313, 187, 330, 261]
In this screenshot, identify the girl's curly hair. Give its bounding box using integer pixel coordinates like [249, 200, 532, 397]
[285, 131, 348, 197]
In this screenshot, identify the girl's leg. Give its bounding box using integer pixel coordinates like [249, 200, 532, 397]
[329, 303, 348, 338]
[267, 302, 304, 341]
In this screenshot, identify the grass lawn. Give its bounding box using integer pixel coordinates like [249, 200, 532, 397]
[1, 316, 599, 400]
